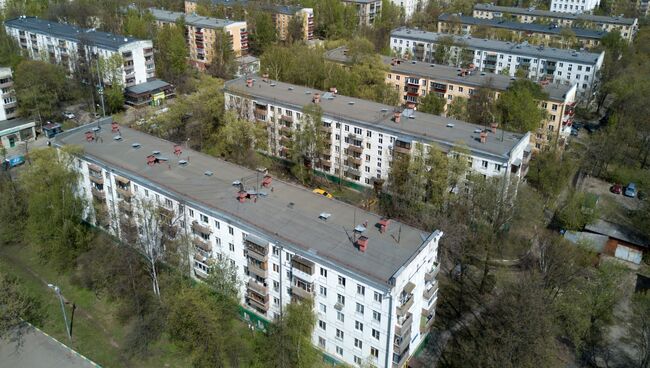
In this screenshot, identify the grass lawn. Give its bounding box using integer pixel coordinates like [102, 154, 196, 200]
[0, 243, 191, 368]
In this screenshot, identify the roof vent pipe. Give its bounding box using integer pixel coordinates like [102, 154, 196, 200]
[312, 92, 321, 104]
[246, 77, 253, 87]
[480, 131, 488, 143]
[393, 111, 401, 123]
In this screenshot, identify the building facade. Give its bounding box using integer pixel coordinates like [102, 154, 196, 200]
[0, 118, 35, 149]
[437, 13, 606, 49]
[183, 0, 314, 41]
[550, 0, 600, 13]
[342, 0, 382, 26]
[0, 67, 17, 121]
[224, 76, 531, 189]
[55, 122, 442, 368]
[473, 4, 638, 42]
[4, 16, 155, 88]
[150, 8, 247, 70]
[390, 28, 604, 99]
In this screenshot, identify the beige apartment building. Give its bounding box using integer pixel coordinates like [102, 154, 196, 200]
[150, 8, 247, 70]
[325, 46, 577, 151]
[342, 0, 382, 26]
[473, 4, 638, 43]
[184, 0, 314, 41]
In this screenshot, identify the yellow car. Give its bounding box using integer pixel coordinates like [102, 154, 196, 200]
[312, 188, 333, 199]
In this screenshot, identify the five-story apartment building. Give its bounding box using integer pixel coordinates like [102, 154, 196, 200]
[342, 0, 382, 26]
[4, 16, 155, 88]
[390, 28, 604, 98]
[55, 121, 442, 368]
[150, 8, 248, 70]
[0, 67, 17, 121]
[224, 76, 531, 189]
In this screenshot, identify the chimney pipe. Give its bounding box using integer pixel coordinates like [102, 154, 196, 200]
[480, 131, 487, 143]
[246, 77, 253, 87]
[312, 92, 321, 104]
[329, 87, 337, 94]
[490, 122, 498, 134]
[393, 111, 401, 123]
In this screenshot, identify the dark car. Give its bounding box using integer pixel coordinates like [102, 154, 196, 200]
[610, 183, 622, 194]
[572, 122, 584, 130]
[585, 124, 600, 134]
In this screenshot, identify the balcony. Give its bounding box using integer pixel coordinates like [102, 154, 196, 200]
[420, 309, 435, 333]
[193, 237, 212, 253]
[191, 221, 212, 236]
[279, 126, 292, 137]
[393, 145, 411, 155]
[393, 334, 410, 356]
[0, 81, 13, 89]
[320, 125, 332, 133]
[247, 279, 268, 295]
[291, 255, 314, 278]
[406, 77, 420, 86]
[396, 283, 415, 316]
[348, 145, 363, 154]
[89, 173, 103, 185]
[345, 167, 361, 178]
[291, 283, 314, 301]
[395, 312, 413, 337]
[246, 290, 270, 311]
[244, 236, 269, 261]
[280, 115, 293, 123]
[423, 281, 437, 301]
[91, 187, 105, 200]
[424, 263, 439, 282]
[248, 260, 268, 279]
[118, 201, 132, 214]
[347, 156, 362, 166]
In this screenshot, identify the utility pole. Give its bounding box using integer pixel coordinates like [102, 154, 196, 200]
[95, 58, 106, 117]
[47, 284, 72, 342]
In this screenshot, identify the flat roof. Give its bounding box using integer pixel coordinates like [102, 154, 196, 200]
[149, 8, 244, 29]
[341, 0, 381, 4]
[4, 17, 147, 51]
[0, 118, 35, 133]
[439, 13, 606, 40]
[324, 46, 573, 102]
[55, 122, 435, 286]
[224, 76, 527, 161]
[125, 79, 172, 94]
[391, 27, 604, 65]
[190, 0, 306, 14]
[585, 219, 648, 248]
[473, 3, 637, 26]
[0, 67, 11, 77]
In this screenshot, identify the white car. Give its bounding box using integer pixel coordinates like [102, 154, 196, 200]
[62, 111, 75, 119]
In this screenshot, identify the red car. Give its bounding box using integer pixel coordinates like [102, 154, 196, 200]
[610, 183, 622, 194]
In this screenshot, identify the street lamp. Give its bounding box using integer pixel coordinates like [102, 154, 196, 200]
[47, 283, 73, 342]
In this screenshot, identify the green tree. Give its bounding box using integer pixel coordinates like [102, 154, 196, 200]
[154, 23, 189, 86]
[0, 272, 43, 339]
[287, 14, 304, 44]
[496, 79, 548, 133]
[0, 26, 22, 69]
[418, 93, 446, 115]
[105, 85, 125, 113]
[208, 111, 267, 165]
[248, 11, 277, 55]
[467, 85, 497, 125]
[527, 150, 576, 207]
[446, 97, 469, 121]
[20, 147, 90, 271]
[555, 191, 599, 231]
[14, 60, 69, 120]
[123, 9, 155, 39]
[290, 104, 326, 184]
[627, 291, 650, 368]
[0, 174, 26, 246]
[207, 29, 237, 79]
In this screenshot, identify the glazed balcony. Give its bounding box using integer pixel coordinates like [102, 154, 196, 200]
[393, 145, 411, 155]
[91, 187, 105, 201]
[320, 125, 332, 133]
[193, 237, 212, 253]
[291, 283, 313, 301]
[423, 281, 438, 301]
[348, 145, 363, 154]
[244, 236, 269, 261]
[347, 156, 362, 166]
[291, 256, 315, 281]
[191, 221, 212, 236]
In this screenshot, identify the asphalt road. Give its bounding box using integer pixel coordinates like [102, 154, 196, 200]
[0, 324, 99, 368]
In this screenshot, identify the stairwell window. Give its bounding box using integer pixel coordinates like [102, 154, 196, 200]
[338, 276, 346, 287]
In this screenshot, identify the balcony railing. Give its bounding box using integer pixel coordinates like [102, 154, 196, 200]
[348, 145, 363, 154]
[248, 260, 268, 279]
[191, 221, 212, 236]
[424, 263, 439, 282]
[347, 156, 362, 166]
[393, 334, 410, 355]
[291, 284, 313, 300]
[247, 279, 268, 296]
[193, 237, 212, 252]
[423, 281, 437, 301]
[89, 173, 103, 185]
[91, 187, 105, 200]
[395, 312, 413, 337]
[393, 145, 411, 155]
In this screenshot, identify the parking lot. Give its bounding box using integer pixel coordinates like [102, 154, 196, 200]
[580, 175, 641, 211]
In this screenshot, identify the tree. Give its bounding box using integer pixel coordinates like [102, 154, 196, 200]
[0, 173, 26, 246]
[14, 60, 69, 120]
[467, 85, 497, 125]
[207, 111, 267, 165]
[105, 85, 125, 113]
[433, 36, 454, 64]
[527, 150, 576, 207]
[419, 93, 446, 115]
[20, 147, 91, 271]
[555, 191, 599, 231]
[559, 28, 577, 48]
[627, 291, 650, 368]
[290, 104, 327, 184]
[0, 26, 22, 69]
[248, 11, 277, 56]
[0, 272, 43, 340]
[207, 29, 237, 79]
[123, 8, 155, 39]
[287, 15, 304, 44]
[154, 23, 189, 86]
[446, 97, 469, 121]
[496, 79, 548, 133]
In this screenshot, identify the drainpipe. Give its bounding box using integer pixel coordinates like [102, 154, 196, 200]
[384, 293, 394, 368]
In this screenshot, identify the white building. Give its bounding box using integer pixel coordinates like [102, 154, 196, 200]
[4, 16, 155, 88]
[550, 0, 600, 13]
[55, 121, 442, 368]
[0, 67, 17, 121]
[390, 28, 604, 98]
[389, 0, 420, 18]
[224, 76, 531, 190]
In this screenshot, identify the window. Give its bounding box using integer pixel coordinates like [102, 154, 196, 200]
[336, 329, 344, 340]
[374, 292, 382, 303]
[320, 268, 328, 277]
[214, 220, 220, 229]
[373, 310, 381, 322]
[336, 346, 343, 356]
[228, 226, 234, 235]
[366, 131, 372, 138]
[372, 329, 380, 340]
[371, 347, 379, 359]
[273, 246, 279, 256]
[356, 303, 365, 315]
[189, 209, 194, 217]
[355, 321, 364, 331]
[274, 297, 280, 306]
[495, 164, 502, 171]
[215, 237, 221, 246]
[482, 160, 488, 168]
[354, 338, 362, 349]
[338, 276, 346, 287]
[273, 263, 279, 272]
[318, 337, 326, 348]
[319, 320, 327, 330]
[354, 356, 362, 365]
[200, 214, 208, 223]
[165, 198, 172, 208]
[357, 284, 365, 296]
[337, 294, 345, 305]
[319, 303, 327, 313]
[320, 286, 327, 296]
[229, 243, 234, 252]
[273, 280, 280, 291]
[337, 311, 345, 322]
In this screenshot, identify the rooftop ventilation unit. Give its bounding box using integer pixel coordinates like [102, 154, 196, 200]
[474, 128, 483, 133]
[288, 87, 294, 90]
[446, 123, 455, 128]
[305, 91, 311, 94]
[204, 171, 214, 176]
[270, 83, 276, 87]
[354, 225, 366, 233]
[113, 135, 122, 141]
[92, 127, 100, 132]
[319, 212, 331, 220]
[152, 150, 161, 155]
[132, 143, 141, 149]
[381, 108, 388, 113]
[348, 101, 355, 105]
[178, 160, 188, 166]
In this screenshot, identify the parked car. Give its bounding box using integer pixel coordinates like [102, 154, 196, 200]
[62, 111, 75, 119]
[312, 188, 333, 199]
[624, 183, 637, 198]
[2, 155, 25, 170]
[610, 183, 622, 194]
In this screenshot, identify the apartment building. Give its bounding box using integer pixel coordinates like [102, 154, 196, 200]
[0, 67, 17, 121]
[224, 76, 531, 189]
[184, 0, 314, 41]
[325, 47, 576, 151]
[55, 121, 442, 368]
[550, 0, 600, 14]
[342, 0, 382, 26]
[390, 28, 604, 99]
[473, 4, 638, 42]
[4, 17, 155, 88]
[150, 8, 248, 70]
[437, 13, 606, 49]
